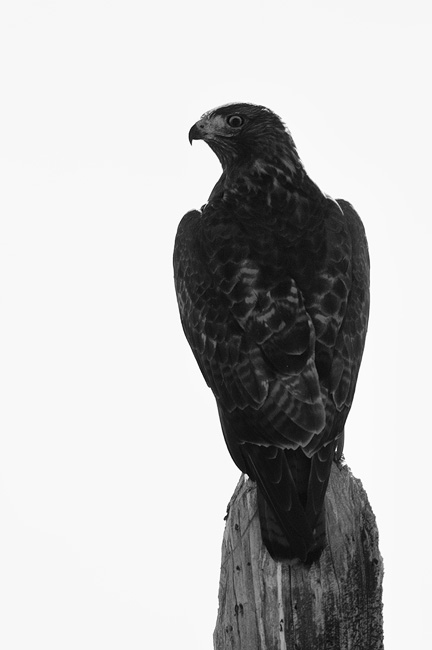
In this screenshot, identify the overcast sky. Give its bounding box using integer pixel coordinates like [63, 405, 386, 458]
[1, 2, 431, 649]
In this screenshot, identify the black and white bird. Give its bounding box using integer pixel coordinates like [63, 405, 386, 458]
[173, 103, 369, 562]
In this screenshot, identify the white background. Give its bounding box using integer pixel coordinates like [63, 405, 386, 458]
[1, 2, 431, 648]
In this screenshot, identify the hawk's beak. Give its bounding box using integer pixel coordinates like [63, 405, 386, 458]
[188, 120, 206, 145]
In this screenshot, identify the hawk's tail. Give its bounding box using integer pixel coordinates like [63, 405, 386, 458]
[256, 488, 327, 563]
[243, 443, 335, 563]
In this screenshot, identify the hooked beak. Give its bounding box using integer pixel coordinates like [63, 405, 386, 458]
[188, 119, 206, 145]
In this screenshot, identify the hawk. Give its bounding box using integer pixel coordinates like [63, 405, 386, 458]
[173, 103, 369, 562]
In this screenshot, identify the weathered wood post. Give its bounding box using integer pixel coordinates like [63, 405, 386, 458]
[214, 461, 383, 649]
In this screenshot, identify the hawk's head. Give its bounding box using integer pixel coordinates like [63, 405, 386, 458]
[188, 103, 301, 173]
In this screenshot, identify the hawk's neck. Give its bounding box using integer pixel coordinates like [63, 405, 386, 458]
[208, 146, 307, 206]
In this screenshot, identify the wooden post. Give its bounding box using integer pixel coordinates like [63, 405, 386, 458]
[214, 462, 384, 650]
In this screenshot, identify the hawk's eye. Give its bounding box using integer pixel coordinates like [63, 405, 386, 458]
[227, 115, 244, 128]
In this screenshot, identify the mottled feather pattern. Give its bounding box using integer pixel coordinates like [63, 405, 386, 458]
[174, 104, 369, 561]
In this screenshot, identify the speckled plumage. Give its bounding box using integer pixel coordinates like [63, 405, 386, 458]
[174, 103, 369, 562]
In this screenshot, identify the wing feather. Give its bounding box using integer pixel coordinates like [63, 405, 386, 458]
[174, 210, 326, 440]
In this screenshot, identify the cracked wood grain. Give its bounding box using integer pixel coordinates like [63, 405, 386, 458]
[214, 463, 383, 650]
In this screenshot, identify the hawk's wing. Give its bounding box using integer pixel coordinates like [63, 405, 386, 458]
[174, 208, 327, 449]
[174, 197, 369, 561]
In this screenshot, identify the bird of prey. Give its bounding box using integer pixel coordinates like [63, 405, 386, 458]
[173, 103, 369, 562]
